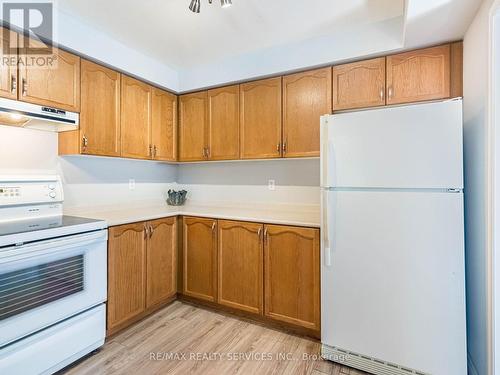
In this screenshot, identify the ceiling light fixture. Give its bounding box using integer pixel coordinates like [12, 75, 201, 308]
[189, 0, 233, 13]
[189, 0, 201, 13]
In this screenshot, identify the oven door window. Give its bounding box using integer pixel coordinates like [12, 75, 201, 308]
[0, 255, 84, 321]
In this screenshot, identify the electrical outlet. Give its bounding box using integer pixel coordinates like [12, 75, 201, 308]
[268, 179, 276, 191]
[129, 179, 136, 190]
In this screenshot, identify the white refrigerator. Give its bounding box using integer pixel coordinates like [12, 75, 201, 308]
[320, 99, 467, 375]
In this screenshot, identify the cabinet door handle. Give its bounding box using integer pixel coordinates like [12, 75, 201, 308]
[153, 145, 158, 158]
[276, 143, 281, 153]
[379, 88, 384, 101]
[388, 86, 393, 100]
[257, 227, 262, 242]
[82, 135, 88, 152]
[202, 148, 206, 158]
[264, 227, 268, 244]
[21, 78, 27, 96]
[282, 139, 287, 154]
[212, 222, 216, 233]
[144, 225, 148, 240]
[149, 144, 153, 158]
[149, 225, 154, 238]
[10, 75, 16, 93]
[206, 147, 210, 158]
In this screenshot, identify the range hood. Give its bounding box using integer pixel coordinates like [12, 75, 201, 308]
[0, 97, 79, 132]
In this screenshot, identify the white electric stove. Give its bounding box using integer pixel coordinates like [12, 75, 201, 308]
[0, 175, 108, 375]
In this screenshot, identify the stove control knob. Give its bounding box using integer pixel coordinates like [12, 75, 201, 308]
[49, 191, 56, 198]
[49, 184, 56, 190]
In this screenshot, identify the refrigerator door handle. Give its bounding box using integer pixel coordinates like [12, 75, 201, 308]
[321, 139, 335, 188]
[320, 118, 334, 188]
[322, 191, 333, 267]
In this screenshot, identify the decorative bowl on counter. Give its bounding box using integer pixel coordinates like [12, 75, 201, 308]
[166, 189, 187, 206]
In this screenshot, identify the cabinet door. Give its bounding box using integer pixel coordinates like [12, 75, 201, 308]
[179, 92, 207, 161]
[120, 75, 152, 159]
[332, 57, 386, 111]
[18, 46, 80, 111]
[283, 68, 332, 157]
[80, 60, 121, 157]
[0, 28, 17, 100]
[264, 225, 320, 330]
[146, 217, 177, 308]
[108, 223, 147, 330]
[182, 217, 217, 302]
[387, 44, 451, 105]
[240, 78, 282, 159]
[218, 220, 263, 314]
[207, 85, 239, 160]
[152, 88, 177, 161]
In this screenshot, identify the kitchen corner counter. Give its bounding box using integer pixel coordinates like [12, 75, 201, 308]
[64, 201, 321, 228]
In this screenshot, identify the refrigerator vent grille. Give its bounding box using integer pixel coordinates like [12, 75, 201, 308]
[321, 344, 430, 375]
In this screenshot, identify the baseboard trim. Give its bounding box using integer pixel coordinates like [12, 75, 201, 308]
[178, 294, 320, 339]
[321, 344, 430, 375]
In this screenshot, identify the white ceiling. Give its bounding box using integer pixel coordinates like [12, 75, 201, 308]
[55, 0, 483, 91]
[58, 0, 404, 70]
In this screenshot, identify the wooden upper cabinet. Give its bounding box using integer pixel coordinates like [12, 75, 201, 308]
[79, 60, 121, 157]
[146, 217, 177, 308]
[207, 85, 239, 160]
[18, 45, 80, 111]
[264, 224, 320, 331]
[332, 57, 386, 111]
[152, 88, 177, 161]
[108, 223, 147, 331]
[450, 41, 463, 98]
[240, 77, 282, 159]
[386, 44, 451, 105]
[0, 28, 17, 100]
[120, 75, 152, 159]
[283, 67, 332, 157]
[217, 220, 263, 314]
[183, 217, 217, 302]
[179, 91, 207, 161]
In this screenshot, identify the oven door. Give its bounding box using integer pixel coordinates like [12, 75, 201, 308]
[0, 229, 107, 347]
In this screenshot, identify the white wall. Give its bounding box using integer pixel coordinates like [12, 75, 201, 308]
[494, 7, 500, 375]
[0, 125, 319, 208]
[463, 0, 495, 374]
[0, 125, 178, 208]
[177, 159, 319, 186]
[176, 159, 320, 206]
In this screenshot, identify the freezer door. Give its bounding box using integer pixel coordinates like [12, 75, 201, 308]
[321, 190, 466, 375]
[321, 100, 463, 189]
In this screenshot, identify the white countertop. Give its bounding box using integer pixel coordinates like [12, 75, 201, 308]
[65, 201, 320, 228]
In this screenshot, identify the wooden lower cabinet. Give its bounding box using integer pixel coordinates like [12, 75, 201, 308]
[107, 222, 147, 332]
[108, 215, 319, 335]
[182, 217, 218, 302]
[180, 217, 320, 334]
[107, 218, 177, 334]
[146, 217, 177, 308]
[264, 224, 320, 331]
[217, 220, 263, 314]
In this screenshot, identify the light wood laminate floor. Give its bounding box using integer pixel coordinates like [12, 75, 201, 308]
[63, 301, 370, 375]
